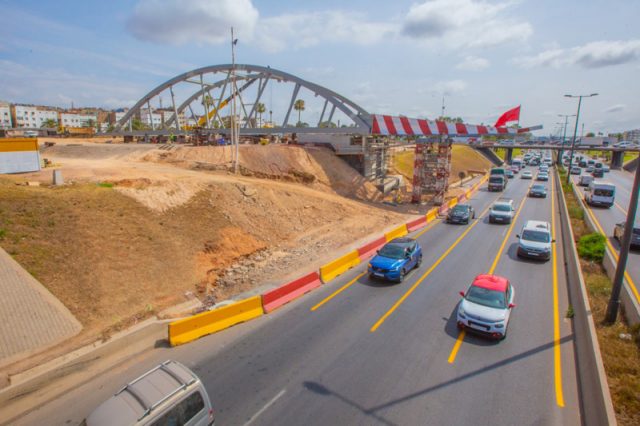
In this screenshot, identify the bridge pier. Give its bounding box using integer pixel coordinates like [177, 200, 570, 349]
[556, 149, 564, 166]
[505, 148, 514, 165]
[611, 150, 624, 170]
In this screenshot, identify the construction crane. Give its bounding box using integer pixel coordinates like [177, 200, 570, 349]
[197, 78, 257, 127]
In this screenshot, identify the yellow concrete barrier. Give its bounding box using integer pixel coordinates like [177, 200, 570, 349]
[426, 208, 438, 222]
[320, 250, 361, 283]
[169, 296, 264, 346]
[385, 224, 408, 242]
[466, 189, 473, 199]
[448, 198, 458, 209]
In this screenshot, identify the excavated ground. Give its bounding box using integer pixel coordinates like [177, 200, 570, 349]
[0, 139, 490, 373]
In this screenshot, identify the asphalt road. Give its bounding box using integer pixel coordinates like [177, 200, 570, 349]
[570, 166, 640, 308]
[16, 169, 581, 426]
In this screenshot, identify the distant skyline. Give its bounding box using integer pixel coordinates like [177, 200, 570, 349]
[1, 0, 639, 135]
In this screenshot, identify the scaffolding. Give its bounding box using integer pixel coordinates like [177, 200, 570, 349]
[411, 138, 452, 204]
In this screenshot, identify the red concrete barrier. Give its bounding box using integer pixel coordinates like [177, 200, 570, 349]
[406, 216, 427, 232]
[262, 272, 322, 313]
[438, 204, 449, 215]
[357, 236, 387, 260]
[457, 193, 467, 202]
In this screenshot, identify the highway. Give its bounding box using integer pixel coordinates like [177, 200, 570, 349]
[570, 166, 640, 307]
[16, 170, 581, 426]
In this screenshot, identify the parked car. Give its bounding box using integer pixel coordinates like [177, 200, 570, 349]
[368, 237, 423, 282]
[529, 184, 547, 198]
[570, 166, 581, 175]
[447, 204, 476, 224]
[516, 220, 553, 261]
[489, 199, 515, 224]
[456, 274, 515, 340]
[521, 170, 533, 179]
[536, 172, 549, 181]
[613, 222, 640, 250]
[83, 360, 216, 426]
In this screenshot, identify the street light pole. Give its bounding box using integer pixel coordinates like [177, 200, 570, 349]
[557, 114, 576, 165]
[564, 93, 598, 184]
[605, 163, 640, 323]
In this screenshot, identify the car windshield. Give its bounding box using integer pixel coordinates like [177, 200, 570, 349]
[451, 205, 468, 214]
[378, 244, 407, 259]
[489, 177, 503, 183]
[594, 188, 614, 196]
[492, 204, 511, 212]
[522, 229, 550, 243]
[532, 185, 544, 191]
[465, 286, 506, 309]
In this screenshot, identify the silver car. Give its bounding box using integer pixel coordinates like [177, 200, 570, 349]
[489, 199, 515, 224]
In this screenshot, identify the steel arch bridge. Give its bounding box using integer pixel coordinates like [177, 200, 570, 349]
[115, 64, 372, 135]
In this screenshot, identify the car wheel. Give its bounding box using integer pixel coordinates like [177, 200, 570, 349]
[399, 268, 407, 283]
[416, 255, 422, 268]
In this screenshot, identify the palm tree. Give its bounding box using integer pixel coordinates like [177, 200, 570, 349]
[256, 102, 266, 127]
[294, 99, 305, 125]
[41, 119, 57, 129]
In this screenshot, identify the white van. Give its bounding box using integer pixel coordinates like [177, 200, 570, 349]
[578, 175, 594, 187]
[585, 181, 615, 208]
[83, 360, 215, 426]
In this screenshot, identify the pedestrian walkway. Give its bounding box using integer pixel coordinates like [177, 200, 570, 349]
[0, 247, 81, 366]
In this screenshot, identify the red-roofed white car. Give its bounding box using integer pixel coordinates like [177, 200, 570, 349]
[457, 274, 516, 340]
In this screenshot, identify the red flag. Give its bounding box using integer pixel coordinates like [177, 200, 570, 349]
[494, 105, 521, 127]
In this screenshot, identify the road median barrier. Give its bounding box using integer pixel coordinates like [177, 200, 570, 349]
[168, 296, 264, 346]
[426, 208, 438, 222]
[556, 170, 617, 425]
[320, 250, 361, 283]
[262, 272, 322, 313]
[384, 224, 408, 242]
[406, 216, 427, 232]
[357, 236, 387, 260]
[457, 193, 467, 202]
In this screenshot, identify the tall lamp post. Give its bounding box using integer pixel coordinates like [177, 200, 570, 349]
[557, 113, 576, 165]
[565, 93, 598, 184]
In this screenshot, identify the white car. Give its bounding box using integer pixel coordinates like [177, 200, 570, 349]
[521, 170, 533, 179]
[516, 220, 553, 261]
[457, 274, 515, 340]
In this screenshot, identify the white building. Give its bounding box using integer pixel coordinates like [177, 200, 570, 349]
[141, 108, 163, 128]
[12, 105, 58, 128]
[60, 112, 97, 128]
[623, 129, 640, 143]
[0, 103, 11, 128]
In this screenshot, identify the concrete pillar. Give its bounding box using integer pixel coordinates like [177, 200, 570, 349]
[52, 170, 64, 186]
[557, 150, 564, 166]
[611, 150, 624, 170]
[505, 148, 514, 165]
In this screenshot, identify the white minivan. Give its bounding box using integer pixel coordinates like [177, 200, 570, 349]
[585, 181, 616, 208]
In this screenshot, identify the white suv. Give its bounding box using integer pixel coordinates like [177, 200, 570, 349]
[516, 220, 553, 261]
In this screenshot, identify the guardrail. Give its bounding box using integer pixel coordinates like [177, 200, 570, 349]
[555, 170, 617, 425]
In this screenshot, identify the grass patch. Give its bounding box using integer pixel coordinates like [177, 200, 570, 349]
[624, 152, 639, 163]
[558, 170, 640, 425]
[97, 182, 114, 188]
[0, 228, 5, 240]
[577, 232, 606, 262]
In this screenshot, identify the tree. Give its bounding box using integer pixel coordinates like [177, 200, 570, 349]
[586, 132, 595, 137]
[438, 116, 464, 123]
[41, 119, 57, 129]
[294, 99, 305, 124]
[319, 121, 337, 128]
[85, 119, 96, 129]
[256, 102, 266, 127]
[131, 118, 148, 131]
[296, 121, 309, 128]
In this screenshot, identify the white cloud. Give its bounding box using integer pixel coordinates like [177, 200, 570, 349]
[401, 0, 532, 48]
[127, 0, 259, 45]
[432, 80, 467, 95]
[604, 104, 626, 113]
[515, 40, 640, 69]
[455, 55, 490, 71]
[256, 12, 394, 53]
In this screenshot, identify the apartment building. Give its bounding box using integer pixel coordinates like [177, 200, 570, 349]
[0, 102, 12, 128]
[11, 104, 59, 128]
[59, 112, 98, 128]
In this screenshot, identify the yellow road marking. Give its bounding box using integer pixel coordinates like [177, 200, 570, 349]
[447, 330, 466, 363]
[369, 203, 494, 333]
[581, 195, 640, 303]
[550, 173, 565, 407]
[447, 183, 531, 364]
[311, 272, 367, 312]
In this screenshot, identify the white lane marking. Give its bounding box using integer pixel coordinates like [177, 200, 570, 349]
[243, 389, 286, 426]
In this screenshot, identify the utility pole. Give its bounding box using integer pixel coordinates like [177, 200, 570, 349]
[558, 113, 576, 164]
[230, 27, 239, 173]
[564, 93, 598, 184]
[441, 95, 446, 119]
[606, 163, 640, 323]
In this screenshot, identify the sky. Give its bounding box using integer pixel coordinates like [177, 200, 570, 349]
[1, 0, 639, 136]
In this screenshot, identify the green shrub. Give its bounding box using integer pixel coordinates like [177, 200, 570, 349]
[568, 205, 584, 220]
[97, 182, 113, 188]
[578, 233, 606, 262]
[0, 228, 5, 240]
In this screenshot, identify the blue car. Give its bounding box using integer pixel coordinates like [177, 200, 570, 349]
[368, 238, 423, 282]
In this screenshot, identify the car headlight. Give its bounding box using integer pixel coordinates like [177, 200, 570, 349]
[368, 263, 372, 268]
[495, 323, 504, 328]
[458, 306, 465, 316]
